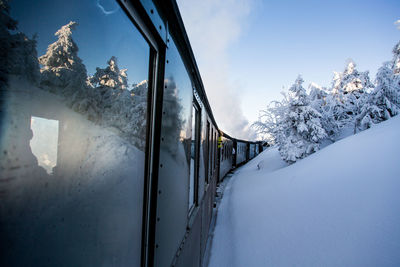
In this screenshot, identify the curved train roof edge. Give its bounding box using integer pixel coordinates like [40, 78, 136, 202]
[152, 0, 218, 127]
[153, 0, 261, 144]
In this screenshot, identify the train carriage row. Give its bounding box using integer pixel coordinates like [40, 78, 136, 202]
[0, 0, 261, 266]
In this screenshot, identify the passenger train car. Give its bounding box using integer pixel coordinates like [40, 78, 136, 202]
[0, 0, 261, 266]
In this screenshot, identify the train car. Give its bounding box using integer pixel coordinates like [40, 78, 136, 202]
[0, 1, 263, 267]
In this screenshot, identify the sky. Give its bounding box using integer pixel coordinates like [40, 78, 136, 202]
[177, 0, 400, 140]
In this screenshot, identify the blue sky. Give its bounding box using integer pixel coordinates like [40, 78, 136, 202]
[178, 0, 400, 139]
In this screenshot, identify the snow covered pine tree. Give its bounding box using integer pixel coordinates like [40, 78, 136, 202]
[356, 41, 400, 130]
[277, 76, 327, 163]
[309, 83, 339, 139]
[330, 60, 374, 128]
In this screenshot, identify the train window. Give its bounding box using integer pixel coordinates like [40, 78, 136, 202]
[1, 1, 151, 266]
[210, 128, 214, 176]
[189, 102, 200, 213]
[213, 130, 216, 169]
[205, 121, 210, 183]
[214, 132, 218, 169]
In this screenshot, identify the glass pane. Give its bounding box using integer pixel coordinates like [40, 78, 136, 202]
[189, 105, 198, 211]
[1, 1, 149, 266]
[205, 122, 210, 183]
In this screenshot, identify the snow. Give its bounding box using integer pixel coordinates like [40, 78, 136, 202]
[209, 116, 400, 267]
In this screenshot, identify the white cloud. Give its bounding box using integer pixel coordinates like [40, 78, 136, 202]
[96, 0, 119, 16]
[395, 19, 400, 30]
[177, 0, 257, 140]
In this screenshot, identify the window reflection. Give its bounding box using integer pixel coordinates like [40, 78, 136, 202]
[30, 116, 59, 175]
[1, 1, 150, 266]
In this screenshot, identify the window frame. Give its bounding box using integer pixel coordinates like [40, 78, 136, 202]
[189, 98, 201, 216]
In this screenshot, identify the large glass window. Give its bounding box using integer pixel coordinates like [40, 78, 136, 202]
[1, 1, 150, 266]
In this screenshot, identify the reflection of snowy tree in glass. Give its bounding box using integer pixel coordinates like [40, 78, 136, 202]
[36, 21, 148, 150]
[86, 56, 148, 150]
[161, 77, 185, 156]
[0, 1, 40, 85]
[39, 21, 87, 96]
[88, 56, 128, 90]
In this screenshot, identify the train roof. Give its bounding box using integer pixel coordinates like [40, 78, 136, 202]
[152, 0, 219, 129]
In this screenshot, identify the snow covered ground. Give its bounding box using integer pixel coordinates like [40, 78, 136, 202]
[209, 116, 400, 267]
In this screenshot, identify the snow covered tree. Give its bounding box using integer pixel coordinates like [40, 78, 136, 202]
[330, 60, 374, 128]
[276, 76, 327, 163]
[392, 40, 400, 75]
[391, 40, 400, 93]
[253, 92, 289, 145]
[309, 83, 340, 139]
[39, 21, 87, 96]
[356, 62, 400, 130]
[0, 0, 39, 86]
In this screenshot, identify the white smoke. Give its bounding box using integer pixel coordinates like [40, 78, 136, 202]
[177, 0, 257, 140]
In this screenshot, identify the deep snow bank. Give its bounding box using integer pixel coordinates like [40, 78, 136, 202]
[209, 116, 400, 267]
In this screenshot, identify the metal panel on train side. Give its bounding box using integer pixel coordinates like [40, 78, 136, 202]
[175, 206, 201, 267]
[200, 174, 216, 266]
[155, 38, 193, 266]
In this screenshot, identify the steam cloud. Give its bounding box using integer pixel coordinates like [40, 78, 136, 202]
[177, 0, 257, 140]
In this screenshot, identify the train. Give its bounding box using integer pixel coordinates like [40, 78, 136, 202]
[0, 0, 262, 266]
